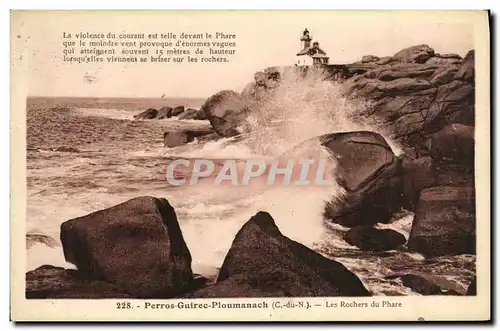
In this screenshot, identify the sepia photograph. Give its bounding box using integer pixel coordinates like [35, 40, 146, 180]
[10, 10, 490, 322]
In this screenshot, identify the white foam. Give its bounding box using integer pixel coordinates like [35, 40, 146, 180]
[27, 70, 403, 280]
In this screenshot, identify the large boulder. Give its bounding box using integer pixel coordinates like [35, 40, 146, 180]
[201, 90, 251, 137]
[455, 50, 475, 83]
[344, 76, 433, 100]
[425, 54, 462, 66]
[361, 55, 379, 63]
[316, 131, 403, 227]
[60, 196, 193, 298]
[241, 67, 282, 101]
[425, 123, 475, 167]
[133, 108, 157, 120]
[188, 212, 371, 298]
[392, 44, 435, 64]
[429, 66, 460, 86]
[407, 186, 476, 256]
[435, 163, 475, 187]
[373, 64, 439, 82]
[344, 226, 406, 251]
[401, 156, 437, 210]
[178, 108, 199, 120]
[170, 106, 185, 117]
[163, 128, 214, 147]
[386, 273, 467, 295]
[26, 265, 130, 299]
[466, 277, 477, 295]
[156, 106, 173, 119]
[163, 131, 192, 147]
[195, 109, 208, 120]
[425, 80, 475, 131]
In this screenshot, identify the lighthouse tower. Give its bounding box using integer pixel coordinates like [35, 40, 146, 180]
[300, 28, 312, 49]
[296, 28, 329, 66]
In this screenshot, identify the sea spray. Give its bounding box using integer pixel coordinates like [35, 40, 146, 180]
[239, 67, 403, 156]
[172, 177, 345, 277]
[166, 68, 405, 274]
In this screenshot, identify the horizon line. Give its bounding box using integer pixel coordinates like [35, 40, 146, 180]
[26, 95, 209, 100]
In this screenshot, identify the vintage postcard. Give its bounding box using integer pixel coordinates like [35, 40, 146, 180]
[10, 10, 490, 322]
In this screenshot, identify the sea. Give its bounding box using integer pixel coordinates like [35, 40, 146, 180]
[25, 72, 475, 296]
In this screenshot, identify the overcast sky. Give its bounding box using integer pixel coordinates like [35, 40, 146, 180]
[12, 11, 480, 99]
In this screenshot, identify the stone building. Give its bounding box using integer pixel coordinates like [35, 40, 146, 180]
[296, 28, 329, 66]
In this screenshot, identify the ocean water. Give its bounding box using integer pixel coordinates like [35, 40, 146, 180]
[25, 72, 475, 296]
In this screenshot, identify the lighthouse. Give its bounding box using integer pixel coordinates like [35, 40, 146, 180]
[296, 28, 329, 66]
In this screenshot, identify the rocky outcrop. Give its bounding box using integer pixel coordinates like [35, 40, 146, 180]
[338, 47, 476, 256]
[344, 226, 406, 251]
[362, 55, 379, 63]
[401, 156, 437, 210]
[26, 265, 130, 299]
[178, 108, 199, 120]
[188, 212, 371, 297]
[392, 44, 435, 64]
[241, 67, 282, 102]
[60, 196, 193, 298]
[407, 186, 476, 257]
[426, 53, 462, 66]
[163, 128, 215, 147]
[54, 146, 81, 153]
[133, 108, 157, 120]
[315, 131, 403, 227]
[455, 50, 475, 83]
[342, 46, 475, 149]
[171, 106, 185, 117]
[156, 106, 173, 119]
[425, 123, 474, 167]
[201, 90, 251, 137]
[134, 105, 209, 121]
[386, 273, 467, 295]
[466, 277, 477, 295]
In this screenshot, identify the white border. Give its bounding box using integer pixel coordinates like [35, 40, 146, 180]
[4, 1, 498, 330]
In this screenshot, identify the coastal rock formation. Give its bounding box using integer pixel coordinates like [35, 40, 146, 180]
[344, 226, 406, 251]
[195, 108, 208, 120]
[455, 50, 475, 83]
[407, 186, 476, 257]
[134, 105, 208, 121]
[163, 128, 215, 147]
[392, 44, 435, 64]
[466, 277, 477, 295]
[170, 105, 185, 117]
[54, 146, 81, 153]
[241, 67, 282, 102]
[318, 131, 403, 227]
[26, 265, 131, 299]
[425, 53, 462, 66]
[188, 212, 371, 297]
[386, 273, 467, 295]
[342, 46, 475, 149]
[425, 123, 475, 167]
[156, 106, 173, 119]
[60, 196, 193, 298]
[401, 156, 437, 210]
[335, 47, 476, 258]
[178, 108, 199, 120]
[133, 108, 157, 120]
[201, 90, 251, 137]
[163, 131, 193, 147]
